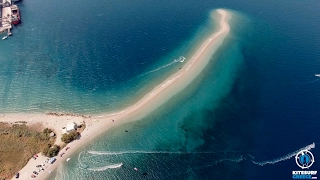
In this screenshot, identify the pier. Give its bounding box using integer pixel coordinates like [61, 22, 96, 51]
[0, 0, 12, 34]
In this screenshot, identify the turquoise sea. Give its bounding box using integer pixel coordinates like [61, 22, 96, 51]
[1, 0, 320, 179]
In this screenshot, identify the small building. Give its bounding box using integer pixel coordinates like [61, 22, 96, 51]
[66, 122, 77, 133]
[62, 122, 77, 134]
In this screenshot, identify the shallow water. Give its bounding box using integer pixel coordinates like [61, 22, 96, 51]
[1, 0, 320, 179]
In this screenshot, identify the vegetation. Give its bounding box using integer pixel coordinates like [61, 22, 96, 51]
[0, 123, 55, 179]
[61, 130, 80, 143]
[43, 128, 52, 135]
[41, 144, 61, 157]
[46, 145, 60, 157]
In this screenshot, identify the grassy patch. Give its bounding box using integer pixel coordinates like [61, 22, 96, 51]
[0, 123, 55, 179]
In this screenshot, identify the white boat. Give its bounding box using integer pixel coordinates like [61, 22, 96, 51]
[315, 74, 320, 77]
[66, 158, 70, 162]
[2, 36, 8, 40]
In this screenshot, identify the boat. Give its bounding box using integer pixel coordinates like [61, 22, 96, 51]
[2, 36, 8, 40]
[315, 74, 320, 77]
[11, 5, 21, 25]
[66, 158, 70, 162]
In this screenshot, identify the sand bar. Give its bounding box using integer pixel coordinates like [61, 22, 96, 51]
[5, 9, 232, 180]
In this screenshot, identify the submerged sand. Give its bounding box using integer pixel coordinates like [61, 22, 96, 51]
[4, 9, 232, 180]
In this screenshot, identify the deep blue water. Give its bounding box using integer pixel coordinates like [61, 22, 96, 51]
[1, 0, 320, 179]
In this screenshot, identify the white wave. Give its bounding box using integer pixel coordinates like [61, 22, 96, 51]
[86, 163, 123, 171]
[212, 155, 246, 165]
[251, 142, 315, 166]
[77, 151, 89, 169]
[139, 56, 184, 77]
[87, 150, 244, 155]
[178, 56, 186, 62]
[88, 151, 125, 155]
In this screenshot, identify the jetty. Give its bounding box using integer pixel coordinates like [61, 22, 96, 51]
[0, 0, 12, 34]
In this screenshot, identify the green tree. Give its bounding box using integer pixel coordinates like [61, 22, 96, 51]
[46, 145, 60, 157]
[61, 130, 80, 143]
[43, 128, 51, 134]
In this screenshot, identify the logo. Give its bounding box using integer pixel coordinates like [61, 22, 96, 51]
[292, 150, 317, 179]
[296, 150, 315, 169]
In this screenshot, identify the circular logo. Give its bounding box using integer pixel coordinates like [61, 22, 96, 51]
[295, 150, 315, 169]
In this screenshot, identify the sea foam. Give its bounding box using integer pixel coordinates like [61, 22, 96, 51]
[251, 142, 315, 166]
[86, 163, 123, 171]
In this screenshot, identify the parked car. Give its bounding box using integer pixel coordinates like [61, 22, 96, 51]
[48, 157, 56, 164]
[15, 173, 19, 178]
[33, 171, 38, 175]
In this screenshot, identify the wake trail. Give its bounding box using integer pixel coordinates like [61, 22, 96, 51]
[87, 150, 256, 155]
[86, 163, 123, 171]
[138, 56, 185, 77]
[251, 142, 315, 166]
[78, 143, 315, 174]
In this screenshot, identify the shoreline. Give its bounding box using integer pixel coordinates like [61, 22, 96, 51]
[3, 9, 232, 180]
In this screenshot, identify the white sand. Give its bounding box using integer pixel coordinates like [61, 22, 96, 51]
[5, 9, 232, 180]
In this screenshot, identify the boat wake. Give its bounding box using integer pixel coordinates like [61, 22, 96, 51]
[138, 56, 185, 77]
[251, 142, 315, 166]
[86, 163, 123, 171]
[87, 150, 247, 155]
[77, 151, 123, 171]
[168, 143, 316, 176]
[78, 142, 315, 174]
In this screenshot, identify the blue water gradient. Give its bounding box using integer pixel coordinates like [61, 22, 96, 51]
[1, 0, 320, 179]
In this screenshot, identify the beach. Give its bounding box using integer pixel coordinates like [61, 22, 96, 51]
[4, 9, 231, 180]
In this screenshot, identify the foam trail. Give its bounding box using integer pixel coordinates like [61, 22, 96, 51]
[86, 163, 123, 171]
[210, 155, 246, 165]
[251, 142, 315, 166]
[87, 150, 251, 155]
[88, 150, 214, 155]
[77, 151, 89, 169]
[138, 57, 183, 77]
